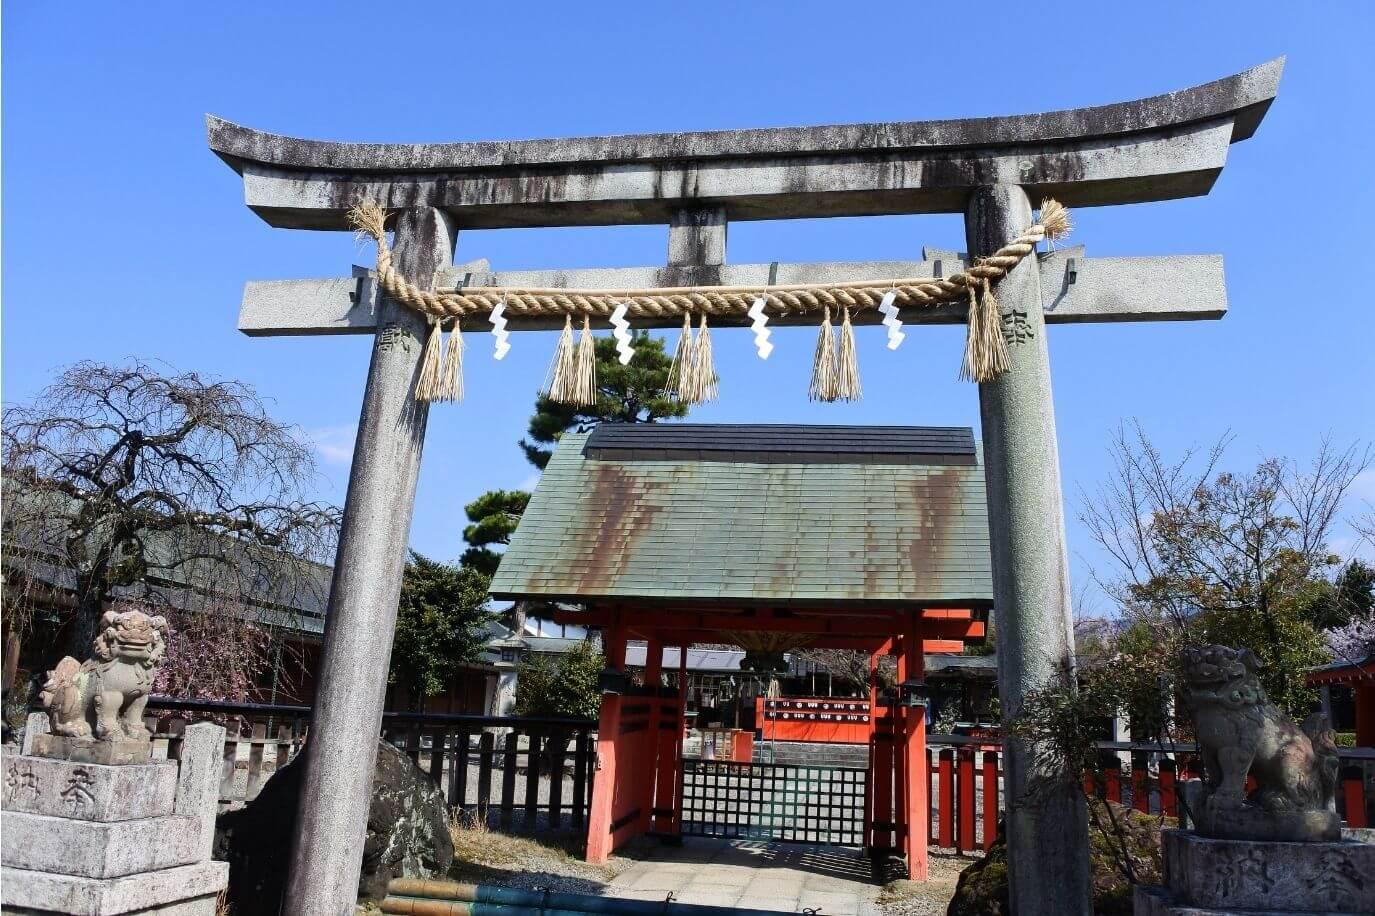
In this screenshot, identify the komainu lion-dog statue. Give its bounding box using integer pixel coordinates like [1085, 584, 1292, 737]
[40, 608, 169, 742]
[1180, 644, 1340, 841]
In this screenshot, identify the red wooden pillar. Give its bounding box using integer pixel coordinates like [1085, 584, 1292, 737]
[669, 646, 689, 835]
[863, 646, 874, 847]
[585, 617, 628, 863]
[957, 749, 976, 851]
[892, 635, 909, 860]
[639, 636, 664, 833]
[651, 646, 682, 834]
[1341, 767, 1368, 827]
[982, 750, 999, 851]
[903, 612, 929, 880]
[1159, 759, 1177, 818]
[937, 749, 955, 848]
[1356, 683, 1375, 748]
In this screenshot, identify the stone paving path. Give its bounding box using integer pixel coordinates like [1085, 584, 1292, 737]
[606, 837, 883, 915]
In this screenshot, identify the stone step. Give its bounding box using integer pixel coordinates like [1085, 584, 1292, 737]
[0, 811, 204, 879]
[1, 861, 228, 916]
[2, 749, 178, 822]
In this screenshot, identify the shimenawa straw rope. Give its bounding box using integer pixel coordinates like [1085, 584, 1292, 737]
[350, 200, 1070, 402]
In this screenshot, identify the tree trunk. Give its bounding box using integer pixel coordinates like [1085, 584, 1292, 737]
[65, 585, 105, 661]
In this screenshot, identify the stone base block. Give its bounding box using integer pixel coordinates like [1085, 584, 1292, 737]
[0, 811, 202, 879]
[29, 735, 152, 767]
[2, 750, 177, 822]
[1133, 884, 1366, 916]
[1, 862, 227, 916]
[1157, 829, 1374, 914]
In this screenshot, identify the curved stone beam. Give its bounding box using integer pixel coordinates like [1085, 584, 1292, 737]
[209, 58, 1281, 230]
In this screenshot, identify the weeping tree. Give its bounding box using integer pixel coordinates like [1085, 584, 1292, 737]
[2, 361, 340, 663]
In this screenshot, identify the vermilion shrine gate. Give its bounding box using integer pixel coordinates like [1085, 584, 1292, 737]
[209, 58, 1281, 916]
[489, 423, 992, 871]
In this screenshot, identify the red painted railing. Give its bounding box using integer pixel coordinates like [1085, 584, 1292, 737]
[924, 735, 1375, 852]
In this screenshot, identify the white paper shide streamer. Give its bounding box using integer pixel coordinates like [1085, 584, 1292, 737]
[610, 302, 635, 365]
[489, 299, 511, 359]
[878, 289, 905, 350]
[747, 296, 773, 359]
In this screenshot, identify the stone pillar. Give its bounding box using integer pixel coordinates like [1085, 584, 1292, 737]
[966, 185, 1091, 916]
[284, 207, 456, 916]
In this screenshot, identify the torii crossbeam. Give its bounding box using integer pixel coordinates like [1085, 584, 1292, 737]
[208, 57, 1280, 916]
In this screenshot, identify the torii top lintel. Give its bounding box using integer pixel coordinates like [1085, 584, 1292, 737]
[208, 59, 1281, 231]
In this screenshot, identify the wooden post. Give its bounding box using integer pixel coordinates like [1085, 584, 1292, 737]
[284, 207, 454, 916]
[865, 649, 880, 850]
[585, 618, 627, 863]
[982, 751, 999, 852]
[968, 185, 1091, 915]
[893, 634, 909, 860]
[639, 636, 664, 833]
[1355, 684, 1375, 747]
[937, 750, 955, 849]
[957, 749, 976, 851]
[903, 614, 929, 879]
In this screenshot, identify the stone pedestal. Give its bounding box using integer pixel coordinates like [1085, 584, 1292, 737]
[1134, 829, 1375, 916]
[2, 717, 229, 915]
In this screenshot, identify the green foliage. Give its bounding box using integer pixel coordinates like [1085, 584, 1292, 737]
[1300, 559, 1375, 631]
[390, 552, 495, 703]
[460, 489, 530, 575]
[514, 639, 604, 719]
[1194, 603, 1328, 715]
[519, 332, 689, 469]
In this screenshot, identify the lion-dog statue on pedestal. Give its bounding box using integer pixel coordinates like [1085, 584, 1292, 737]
[40, 608, 169, 742]
[1180, 644, 1340, 841]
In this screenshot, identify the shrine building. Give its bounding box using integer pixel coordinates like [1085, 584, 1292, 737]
[491, 422, 993, 878]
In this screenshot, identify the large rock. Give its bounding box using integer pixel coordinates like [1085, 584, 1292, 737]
[214, 738, 453, 914]
[948, 802, 1165, 916]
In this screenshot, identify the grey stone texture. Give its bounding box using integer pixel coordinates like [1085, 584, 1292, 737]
[29, 735, 152, 767]
[1134, 830, 1374, 915]
[207, 59, 1281, 230]
[1, 750, 177, 822]
[171, 724, 224, 860]
[969, 185, 1091, 916]
[1, 862, 227, 916]
[1180, 645, 1341, 842]
[38, 609, 168, 745]
[1, 722, 227, 913]
[0, 810, 203, 878]
[238, 252, 1227, 336]
[216, 738, 454, 915]
[281, 207, 456, 916]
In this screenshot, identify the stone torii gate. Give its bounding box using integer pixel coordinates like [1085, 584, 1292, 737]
[208, 59, 1280, 916]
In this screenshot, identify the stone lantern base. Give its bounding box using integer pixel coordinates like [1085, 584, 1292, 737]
[1134, 829, 1374, 916]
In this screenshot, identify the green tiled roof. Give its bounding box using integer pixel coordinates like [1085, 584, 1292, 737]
[490, 425, 992, 606]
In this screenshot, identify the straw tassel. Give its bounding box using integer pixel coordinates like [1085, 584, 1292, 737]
[959, 277, 1010, 384]
[438, 319, 464, 402]
[415, 319, 446, 402]
[573, 316, 597, 407]
[664, 314, 693, 401]
[688, 315, 718, 404]
[544, 315, 577, 404]
[809, 307, 837, 402]
[833, 307, 862, 402]
[1039, 198, 1072, 243]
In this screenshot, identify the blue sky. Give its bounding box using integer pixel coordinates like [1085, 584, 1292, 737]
[4, 2, 1372, 607]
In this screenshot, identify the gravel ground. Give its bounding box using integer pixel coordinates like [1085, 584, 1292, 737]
[877, 849, 973, 916]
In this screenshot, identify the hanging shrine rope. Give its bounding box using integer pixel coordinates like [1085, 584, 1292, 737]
[348, 199, 1071, 405]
